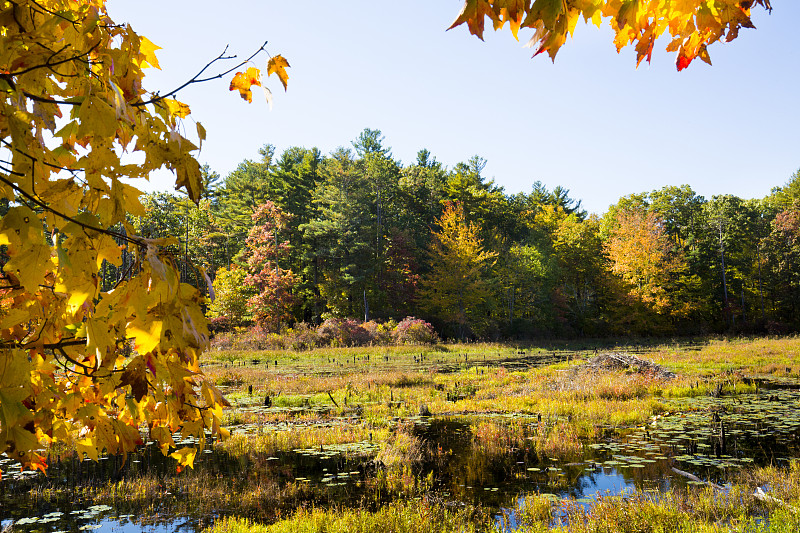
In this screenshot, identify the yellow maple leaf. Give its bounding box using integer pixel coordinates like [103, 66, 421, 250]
[0, 308, 31, 331]
[4, 426, 41, 459]
[150, 426, 175, 455]
[77, 438, 99, 461]
[170, 446, 197, 469]
[86, 317, 115, 362]
[175, 154, 203, 203]
[196, 122, 206, 150]
[77, 96, 118, 140]
[129, 319, 163, 355]
[96, 233, 122, 267]
[267, 55, 290, 91]
[165, 98, 191, 119]
[137, 36, 162, 69]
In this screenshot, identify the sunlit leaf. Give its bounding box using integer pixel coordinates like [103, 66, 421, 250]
[267, 55, 290, 91]
[229, 66, 262, 103]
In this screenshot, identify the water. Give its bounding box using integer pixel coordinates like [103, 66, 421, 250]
[0, 504, 193, 533]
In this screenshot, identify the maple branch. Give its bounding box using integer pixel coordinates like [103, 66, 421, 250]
[0, 164, 26, 177]
[132, 41, 269, 108]
[42, 338, 128, 376]
[28, 0, 82, 26]
[52, 344, 95, 376]
[1, 139, 90, 189]
[185, 401, 211, 413]
[9, 42, 99, 79]
[0, 335, 94, 376]
[112, 256, 137, 289]
[42, 338, 87, 350]
[21, 91, 82, 106]
[0, 173, 143, 247]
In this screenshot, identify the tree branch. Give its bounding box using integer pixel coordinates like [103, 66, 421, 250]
[10, 41, 99, 78]
[0, 173, 144, 246]
[132, 40, 269, 108]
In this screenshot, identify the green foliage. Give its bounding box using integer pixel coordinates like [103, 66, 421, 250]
[495, 242, 557, 334]
[180, 135, 800, 338]
[548, 208, 605, 335]
[770, 168, 800, 209]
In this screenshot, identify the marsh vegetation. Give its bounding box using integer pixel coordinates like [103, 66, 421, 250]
[4, 336, 800, 532]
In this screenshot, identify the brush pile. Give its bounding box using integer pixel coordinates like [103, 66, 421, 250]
[578, 352, 677, 380]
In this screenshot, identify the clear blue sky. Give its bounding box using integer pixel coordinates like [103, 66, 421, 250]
[107, 1, 799, 215]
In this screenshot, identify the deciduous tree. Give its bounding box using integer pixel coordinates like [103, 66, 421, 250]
[605, 208, 687, 333]
[420, 202, 497, 338]
[0, 0, 287, 473]
[244, 202, 296, 332]
[449, 0, 772, 70]
[208, 266, 252, 327]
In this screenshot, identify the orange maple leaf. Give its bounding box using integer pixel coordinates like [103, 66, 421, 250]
[229, 66, 262, 103]
[448, 0, 495, 40]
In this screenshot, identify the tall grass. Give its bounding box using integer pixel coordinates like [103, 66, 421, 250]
[509, 462, 800, 533]
[203, 500, 490, 533]
[219, 425, 390, 457]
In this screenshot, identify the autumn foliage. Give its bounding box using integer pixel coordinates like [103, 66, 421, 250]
[605, 209, 686, 315]
[244, 202, 296, 332]
[449, 0, 772, 70]
[421, 202, 497, 337]
[0, 0, 287, 473]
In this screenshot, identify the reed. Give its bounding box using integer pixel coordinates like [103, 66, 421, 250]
[203, 500, 490, 533]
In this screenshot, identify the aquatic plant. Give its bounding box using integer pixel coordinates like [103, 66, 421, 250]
[377, 425, 426, 469]
[219, 425, 388, 458]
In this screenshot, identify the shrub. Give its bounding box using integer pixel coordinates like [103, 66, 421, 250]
[394, 317, 439, 345]
[362, 320, 395, 346]
[317, 318, 371, 347]
[285, 322, 321, 350]
[208, 316, 232, 336]
[210, 325, 286, 351]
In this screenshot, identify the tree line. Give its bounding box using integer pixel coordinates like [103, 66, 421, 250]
[137, 128, 800, 339]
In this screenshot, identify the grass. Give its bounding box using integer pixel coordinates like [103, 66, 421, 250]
[219, 424, 390, 457]
[202, 336, 800, 470]
[27, 467, 314, 521]
[198, 462, 800, 533]
[203, 500, 490, 533]
[507, 461, 800, 532]
[12, 336, 800, 532]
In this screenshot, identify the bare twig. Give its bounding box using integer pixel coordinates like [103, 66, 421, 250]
[133, 40, 270, 108]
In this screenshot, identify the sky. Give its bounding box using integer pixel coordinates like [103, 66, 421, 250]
[106, 1, 800, 215]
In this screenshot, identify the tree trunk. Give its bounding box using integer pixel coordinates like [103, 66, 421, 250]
[719, 225, 730, 327]
[757, 244, 765, 321]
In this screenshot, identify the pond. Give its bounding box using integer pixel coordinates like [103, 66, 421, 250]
[4, 381, 800, 532]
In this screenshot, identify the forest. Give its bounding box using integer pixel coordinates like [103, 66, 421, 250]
[131, 128, 800, 340]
